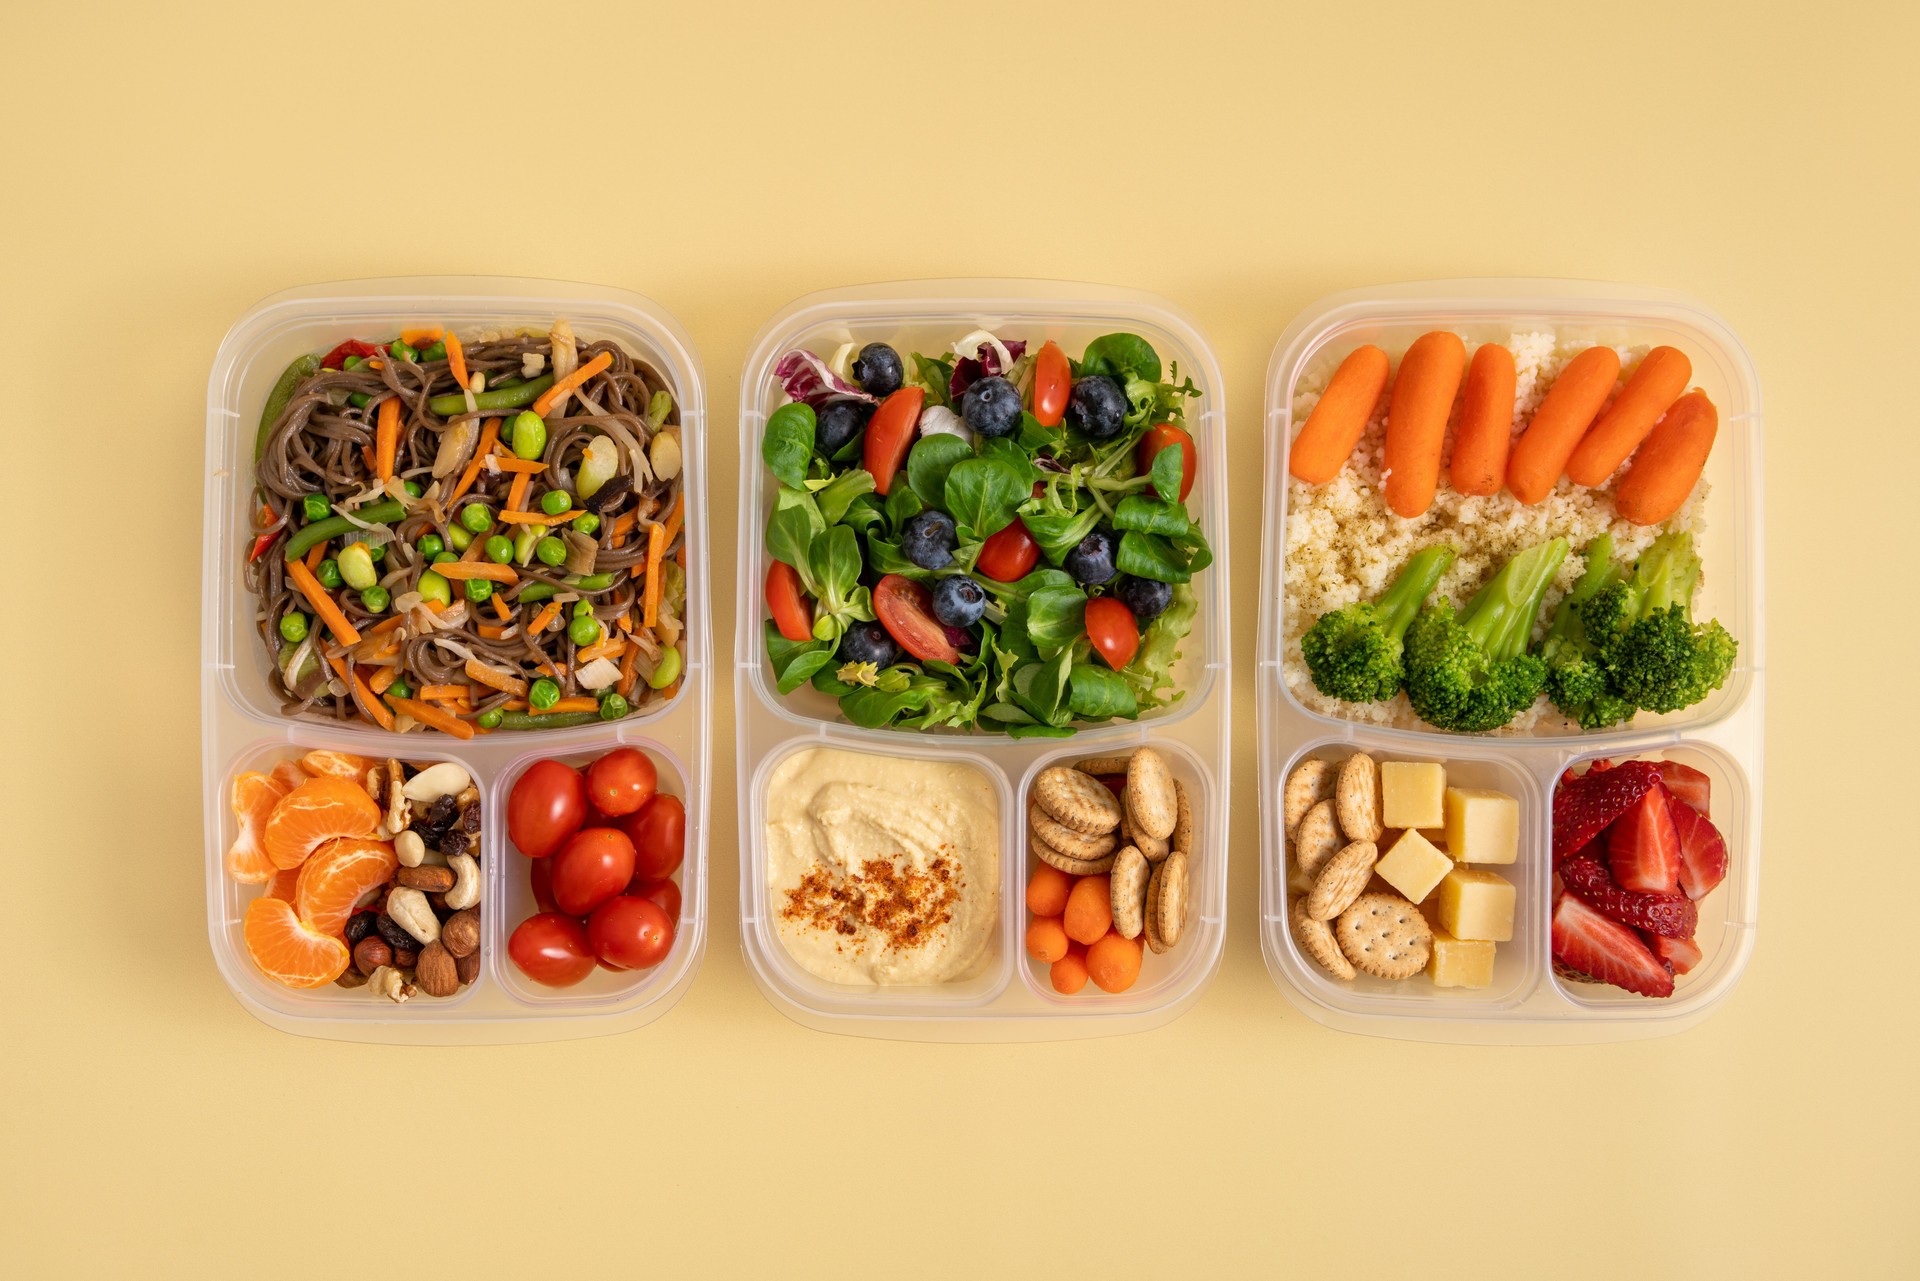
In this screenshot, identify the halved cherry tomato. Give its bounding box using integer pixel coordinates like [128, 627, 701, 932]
[977, 518, 1041, 582]
[1033, 340, 1071, 428]
[1137, 423, 1197, 502]
[1084, 597, 1140, 669]
[765, 561, 813, 643]
[586, 748, 657, 818]
[862, 387, 925, 496]
[872, 574, 960, 664]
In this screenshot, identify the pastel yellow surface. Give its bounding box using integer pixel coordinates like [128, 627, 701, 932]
[3, 2, 1915, 1278]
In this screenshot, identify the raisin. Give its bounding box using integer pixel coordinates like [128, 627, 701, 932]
[375, 913, 415, 952]
[345, 910, 377, 945]
[425, 795, 457, 830]
[462, 802, 483, 834]
[439, 829, 469, 859]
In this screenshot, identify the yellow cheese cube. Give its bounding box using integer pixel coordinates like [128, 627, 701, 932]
[1373, 828, 1453, 904]
[1435, 867, 1515, 942]
[1380, 761, 1446, 829]
[1427, 928, 1496, 988]
[1442, 787, 1519, 865]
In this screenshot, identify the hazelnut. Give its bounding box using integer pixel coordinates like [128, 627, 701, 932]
[353, 936, 392, 977]
[441, 909, 481, 958]
[392, 944, 419, 969]
[397, 865, 455, 892]
[416, 941, 461, 998]
[454, 948, 482, 985]
[335, 966, 369, 990]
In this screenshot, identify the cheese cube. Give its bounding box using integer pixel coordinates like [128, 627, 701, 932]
[1373, 828, 1453, 904]
[1434, 867, 1515, 942]
[1427, 928, 1496, 988]
[1380, 761, 1446, 829]
[1442, 787, 1519, 865]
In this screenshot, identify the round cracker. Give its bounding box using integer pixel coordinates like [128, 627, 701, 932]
[1030, 833, 1115, 876]
[1142, 864, 1171, 955]
[1072, 754, 1135, 778]
[1335, 892, 1432, 980]
[1029, 802, 1118, 861]
[1123, 748, 1177, 841]
[1032, 767, 1123, 835]
[1170, 778, 1193, 857]
[1306, 839, 1378, 921]
[1335, 752, 1382, 842]
[1153, 850, 1190, 947]
[1108, 846, 1150, 939]
[1291, 895, 1354, 980]
[1293, 799, 1344, 881]
[1283, 758, 1335, 838]
[1123, 808, 1171, 863]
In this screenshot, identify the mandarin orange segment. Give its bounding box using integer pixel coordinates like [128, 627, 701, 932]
[226, 770, 293, 884]
[265, 865, 300, 901]
[263, 776, 380, 870]
[296, 837, 399, 936]
[270, 759, 312, 792]
[243, 896, 351, 988]
[301, 749, 373, 782]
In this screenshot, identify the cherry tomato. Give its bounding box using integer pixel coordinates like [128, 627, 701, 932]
[976, 518, 1041, 582]
[765, 561, 813, 643]
[862, 387, 925, 496]
[508, 759, 588, 858]
[528, 854, 559, 914]
[587, 895, 676, 970]
[628, 876, 682, 922]
[1137, 423, 1197, 502]
[1032, 340, 1071, 428]
[873, 573, 960, 664]
[507, 912, 597, 987]
[621, 793, 686, 880]
[586, 747, 658, 818]
[549, 827, 637, 916]
[1084, 597, 1141, 669]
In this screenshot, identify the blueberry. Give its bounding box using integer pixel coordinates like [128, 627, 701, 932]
[961, 375, 1022, 438]
[816, 398, 872, 457]
[930, 575, 988, 628]
[1064, 529, 1117, 586]
[901, 510, 958, 570]
[837, 622, 899, 669]
[1065, 375, 1127, 439]
[851, 343, 904, 397]
[1116, 574, 1173, 622]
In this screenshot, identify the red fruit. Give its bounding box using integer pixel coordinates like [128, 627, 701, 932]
[1668, 798, 1729, 900]
[1656, 761, 1711, 815]
[1560, 856, 1697, 939]
[1647, 932, 1703, 976]
[1607, 787, 1682, 895]
[1552, 761, 1662, 862]
[1552, 894, 1674, 998]
[1095, 774, 1127, 801]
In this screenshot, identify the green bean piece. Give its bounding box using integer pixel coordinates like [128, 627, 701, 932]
[515, 583, 557, 604]
[567, 572, 619, 592]
[418, 570, 452, 606]
[485, 535, 514, 564]
[389, 340, 417, 363]
[495, 709, 600, 730]
[535, 536, 566, 567]
[510, 411, 547, 461]
[465, 578, 494, 604]
[342, 355, 364, 371]
[348, 393, 371, 409]
[648, 646, 682, 689]
[425, 373, 554, 417]
[316, 559, 343, 589]
[360, 585, 390, 613]
[301, 493, 331, 523]
[568, 615, 601, 647]
[254, 353, 321, 462]
[278, 612, 309, 643]
[417, 533, 445, 558]
[571, 512, 600, 536]
[460, 503, 492, 533]
[528, 678, 561, 711]
[281, 500, 407, 561]
[540, 489, 572, 517]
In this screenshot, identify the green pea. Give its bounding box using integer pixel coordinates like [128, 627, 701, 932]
[369, 542, 387, 564]
[568, 615, 601, 647]
[301, 494, 331, 522]
[417, 533, 445, 558]
[316, 558, 343, 589]
[598, 692, 630, 721]
[418, 340, 446, 362]
[648, 646, 682, 689]
[360, 585, 391, 613]
[535, 536, 566, 567]
[403, 480, 423, 498]
[572, 600, 595, 619]
[465, 578, 493, 603]
[337, 543, 377, 591]
[540, 489, 572, 517]
[348, 393, 371, 409]
[477, 708, 505, 730]
[528, 678, 560, 711]
[446, 523, 473, 551]
[510, 410, 547, 461]
[418, 570, 452, 606]
[485, 535, 515, 564]
[571, 512, 600, 536]
[388, 677, 413, 699]
[342, 355, 365, 371]
[389, 340, 418, 363]
[278, 612, 309, 643]
[460, 503, 492, 533]
[431, 551, 458, 565]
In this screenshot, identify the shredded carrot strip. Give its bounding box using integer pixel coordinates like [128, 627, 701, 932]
[362, 599, 442, 640]
[477, 623, 513, 640]
[386, 695, 475, 740]
[361, 444, 378, 473]
[504, 698, 529, 711]
[286, 559, 361, 645]
[535, 661, 568, 679]
[448, 418, 501, 504]
[366, 359, 384, 372]
[497, 508, 579, 525]
[415, 684, 469, 701]
[506, 472, 530, 513]
[489, 593, 512, 622]
[375, 396, 400, 481]
[661, 491, 686, 550]
[491, 438, 513, 456]
[642, 522, 667, 629]
[464, 657, 529, 697]
[675, 545, 686, 569]
[400, 326, 443, 346]
[533, 697, 600, 715]
[459, 530, 486, 561]
[304, 540, 327, 574]
[576, 637, 627, 665]
[434, 560, 517, 583]
[489, 456, 549, 474]
[327, 655, 393, 729]
[617, 640, 641, 698]
[610, 512, 637, 546]
[617, 612, 633, 634]
[528, 601, 562, 635]
[530, 351, 612, 417]
[444, 331, 467, 388]
[369, 666, 399, 694]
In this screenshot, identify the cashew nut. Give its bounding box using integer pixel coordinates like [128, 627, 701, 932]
[366, 965, 413, 1004]
[402, 762, 472, 804]
[395, 829, 427, 868]
[386, 886, 441, 945]
[443, 853, 481, 911]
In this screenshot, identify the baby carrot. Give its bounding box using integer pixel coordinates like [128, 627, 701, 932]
[1566, 346, 1693, 487]
[1506, 346, 1622, 504]
[1288, 345, 1390, 484]
[1382, 331, 1466, 517]
[1614, 391, 1718, 525]
[1450, 343, 1516, 496]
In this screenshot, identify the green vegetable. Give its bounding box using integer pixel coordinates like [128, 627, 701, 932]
[1079, 333, 1161, 382]
[446, 523, 473, 552]
[389, 340, 417, 363]
[417, 340, 446, 362]
[535, 536, 566, 566]
[417, 533, 445, 558]
[516, 583, 557, 604]
[1302, 545, 1456, 705]
[1536, 536, 1635, 730]
[342, 356, 364, 371]
[571, 512, 600, 536]
[909, 352, 955, 406]
[765, 621, 836, 694]
[278, 612, 309, 643]
[359, 585, 390, 613]
[647, 390, 674, 430]
[496, 709, 600, 730]
[485, 535, 514, 564]
[571, 599, 595, 618]
[465, 578, 493, 603]
[1026, 585, 1089, 650]
[814, 469, 876, 526]
[1113, 495, 1190, 538]
[907, 434, 973, 510]
[1403, 539, 1569, 732]
[1068, 663, 1138, 720]
[426, 374, 553, 417]
[528, 678, 560, 711]
[648, 646, 682, 689]
[477, 708, 506, 730]
[402, 480, 423, 498]
[369, 542, 386, 564]
[281, 500, 407, 562]
[512, 523, 543, 565]
[255, 353, 320, 461]
[418, 570, 452, 607]
[569, 572, 621, 592]
[510, 410, 547, 461]
[569, 615, 601, 646]
[301, 494, 331, 523]
[1574, 531, 1737, 717]
[944, 457, 1026, 543]
[598, 692, 631, 720]
[540, 489, 571, 517]
[762, 403, 817, 489]
[315, 559, 343, 589]
[388, 677, 413, 699]
[431, 551, 457, 565]
[337, 543, 377, 591]
[348, 393, 371, 409]
[460, 503, 492, 533]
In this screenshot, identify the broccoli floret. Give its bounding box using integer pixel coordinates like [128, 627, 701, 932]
[1403, 538, 1569, 732]
[1302, 544, 1456, 704]
[1539, 534, 1635, 730]
[1588, 531, 1738, 714]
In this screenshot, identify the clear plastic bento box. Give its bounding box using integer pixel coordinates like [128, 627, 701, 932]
[200, 278, 710, 1044]
[734, 280, 1230, 1041]
[1256, 279, 1765, 1043]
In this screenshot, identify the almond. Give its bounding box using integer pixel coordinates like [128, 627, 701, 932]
[415, 941, 461, 998]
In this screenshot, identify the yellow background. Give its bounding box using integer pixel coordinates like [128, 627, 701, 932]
[4, 1, 1916, 1275]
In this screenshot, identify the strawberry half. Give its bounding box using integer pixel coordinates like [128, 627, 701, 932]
[1646, 932, 1703, 976]
[1657, 761, 1712, 815]
[1552, 760, 1662, 862]
[1561, 856, 1697, 938]
[1552, 894, 1675, 998]
[1608, 786, 1683, 895]
[1668, 797, 1730, 900]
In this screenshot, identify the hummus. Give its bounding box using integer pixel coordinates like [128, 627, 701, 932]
[765, 747, 1000, 986]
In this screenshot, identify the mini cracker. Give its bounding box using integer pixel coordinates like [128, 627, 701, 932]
[1291, 895, 1354, 980]
[1029, 803, 1118, 861]
[1170, 779, 1193, 858]
[1124, 809, 1171, 863]
[1072, 754, 1135, 778]
[1124, 748, 1178, 841]
[1335, 892, 1432, 980]
[1030, 833, 1115, 876]
[1142, 862, 1170, 954]
[1032, 767, 1123, 835]
[1283, 758, 1335, 838]
[1109, 846, 1150, 939]
[1293, 799, 1344, 882]
[1153, 850, 1190, 948]
[1336, 752, 1383, 842]
[1306, 839, 1378, 921]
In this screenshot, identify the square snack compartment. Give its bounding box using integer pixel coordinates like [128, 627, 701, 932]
[1255, 280, 1765, 1043]
[201, 278, 710, 1044]
[734, 281, 1229, 1041]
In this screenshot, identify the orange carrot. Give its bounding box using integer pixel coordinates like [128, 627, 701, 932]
[642, 521, 667, 628]
[361, 444, 378, 474]
[610, 511, 637, 547]
[304, 539, 327, 575]
[444, 330, 468, 389]
[1451, 343, 1517, 496]
[368, 666, 400, 695]
[617, 639, 641, 698]
[399, 326, 443, 347]
[497, 508, 580, 525]
[1382, 331, 1466, 518]
[326, 655, 393, 730]
[375, 396, 400, 481]
[506, 472, 530, 513]
[448, 418, 501, 504]
[530, 351, 612, 418]
[576, 636, 628, 665]
[1566, 346, 1693, 488]
[1614, 391, 1718, 525]
[1506, 346, 1622, 504]
[476, 623, 513, 640]
[364, 599, 442, 639]
[528, 600, 562, 636]
[532, 697, 600, 716]
[464, 657, 529, 697]
[386, 695, 476, 740]
[1288, 345, 1391, 484]
[415, 684, 470, 702]
[661, 491, 685, 550]
[433, 561, 518, 583]
[489, 593, 512, 622]
[286, 558, 361, 645]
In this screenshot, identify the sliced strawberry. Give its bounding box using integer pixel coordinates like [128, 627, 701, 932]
[1552, 760, 1662, 862]
[1552, 894, 1674, 998]
[1561, 856, 1697, 938]
[1668, 797, 1730, 900]
[1607, 787, 1683, 894]
[1646, 932, 1703, 976]
[1556, 758, 1615, 789]
[1657, 761, 1711, 815]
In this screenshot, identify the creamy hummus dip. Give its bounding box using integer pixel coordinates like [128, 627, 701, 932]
[765, 747, 999, 986]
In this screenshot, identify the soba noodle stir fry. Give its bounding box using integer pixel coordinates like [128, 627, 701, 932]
[244, 321, 688, 736]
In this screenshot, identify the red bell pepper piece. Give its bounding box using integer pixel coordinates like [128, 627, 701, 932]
[320, 339, 381, 370]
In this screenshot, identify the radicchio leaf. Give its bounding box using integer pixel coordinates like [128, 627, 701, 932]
[774, 349, 875, 408]
[948, 337, 1028, 402]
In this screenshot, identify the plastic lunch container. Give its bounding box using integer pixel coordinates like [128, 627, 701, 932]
[200, 278, 711, 1044]
[734, 280, 1231, 1042]
[1255, 279, 1765, 1044]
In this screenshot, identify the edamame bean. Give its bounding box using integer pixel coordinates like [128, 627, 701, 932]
[337, 543, 377, 591]
[648, 646, 682, 689]
[485, 535, 515, 564]
[510, 410, 546, 461]
[418, 570, 452, 606]
[446, 523, 473, 551]
[535, 536, 566, 566]
[460, 503, 492, 533]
